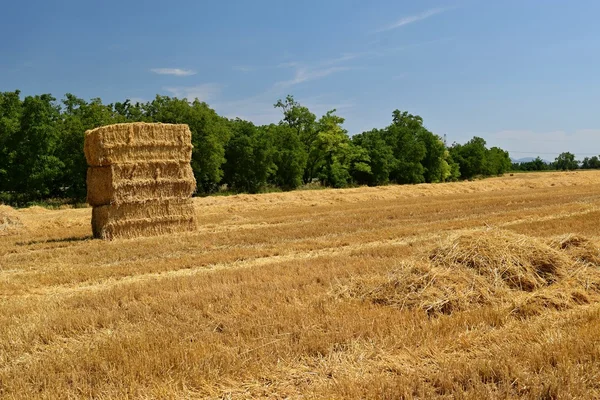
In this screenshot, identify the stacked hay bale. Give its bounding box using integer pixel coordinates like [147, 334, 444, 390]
[84, 123, 197, 239]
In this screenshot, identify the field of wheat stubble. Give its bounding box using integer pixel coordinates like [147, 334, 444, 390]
[1, 171, 600, 399]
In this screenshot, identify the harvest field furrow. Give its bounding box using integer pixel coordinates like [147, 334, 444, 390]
[3, 201, 599, 296]
[2, 171, 600, 399]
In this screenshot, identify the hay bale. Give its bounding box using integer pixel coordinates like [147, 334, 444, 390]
[84, 123, 192, 166]
[92, 215, 197, 240]
[92, 198, 195, 222]
[86, 163, 196, 206]
[85, 122, 197, 240]
[89, 161, 195, 181]
[92, 200, 197, 240]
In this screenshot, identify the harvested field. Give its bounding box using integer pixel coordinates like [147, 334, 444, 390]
[2, 171, 600, 398]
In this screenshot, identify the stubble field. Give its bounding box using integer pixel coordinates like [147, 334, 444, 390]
[2, 171, 600, 399]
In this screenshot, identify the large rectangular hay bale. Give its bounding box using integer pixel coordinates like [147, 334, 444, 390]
[92, 198, 195, 222]
[84, 123, 193, 166]
[91, 199, 197, 239]
[86, 163, 196, 206]
[92, 215, 197, 240]
[85, 122, 198, 240]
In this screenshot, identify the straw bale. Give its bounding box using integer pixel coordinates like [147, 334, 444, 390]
[92, 215, 197, 240]
[84, 123, 193, 166]
[94, 161, 195, 181]
[92, 199, 195, 222]
[87, 164, 196, 206]
[91, 200, 196, 239]
[85, 122, 197, 239]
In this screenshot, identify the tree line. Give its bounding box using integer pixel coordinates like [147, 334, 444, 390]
[511, 153, 600, 172]
[0, 91, 513, 205]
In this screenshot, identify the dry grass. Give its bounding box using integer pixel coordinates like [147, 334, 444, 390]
[340, 229, 600, 318]
[0, 205, 23, 236]
[2, 171, 600, 398]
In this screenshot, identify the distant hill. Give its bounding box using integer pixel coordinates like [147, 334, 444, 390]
[511, 157, 551, 164]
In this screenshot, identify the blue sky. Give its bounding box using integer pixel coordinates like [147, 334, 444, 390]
[2, 0, 600, 159]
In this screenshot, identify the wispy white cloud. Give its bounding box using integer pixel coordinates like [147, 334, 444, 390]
[150, 68, 197, 77]
[276, 66, 351, 88]
[272, 52, 361, 88]
[272, 36, 450, 88]
[321, 53, 365, 66]
[163, 83, 222, 102]
[375, 7, 448, 33]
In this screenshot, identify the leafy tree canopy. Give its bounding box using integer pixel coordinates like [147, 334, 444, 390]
[0, 91, 520, 206]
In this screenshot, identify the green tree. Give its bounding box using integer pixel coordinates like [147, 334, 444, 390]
[0, 91, 23, 194]
[351, 129, 394, 186]
[57, 95, 120, 200]
[581, 156, 600, 169]
[446, 152, 461, 181]
[385, 110, 427, 184]
[274, 97, 367, 187]
[265, 124, 307, 190]
[114, 99, 146, 121]
[274, 96, 316, 183]
[346, 144, 371, 186]
[512, 157, 549, 171]
[485, 147, 512, 175]
[10, 94, 64, 201]
[449, 137, 488, 179]
[529, 156, 549, 171]
[313, 110, 356, 187]
[419, 129, 449, 183]
[145, 95, 231, 194]
[222, 119, 275, 193]
[554, 152, 579, 171]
